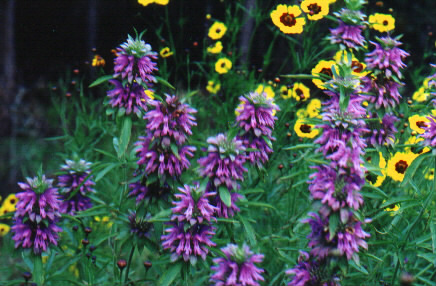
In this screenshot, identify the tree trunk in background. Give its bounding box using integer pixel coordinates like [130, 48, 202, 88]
[238, 0, 255, 67]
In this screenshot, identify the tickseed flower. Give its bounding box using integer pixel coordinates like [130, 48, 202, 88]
[383, 200, 400, 216]
[207, 41, 223, 54]
[386, 152, 417, 182]
[408, 114, 430, 135]
[215, 58, 232, 74]
[292, 82, 310, 102]
[369, 13, 395, 33]
[311, 60, 337, 89]
[306, 99, 321, 118]
[207, 80, 221, 94]
[255, 84, 275, 99]
[0, 223, 10, 236]
[405, 136, 430, 155]
[280, 85, 292, 99]
[296, 109, 308, 118]
[425, 168, 434, 180]
[412, 86, 430, 102]
[138, 0, 169, 7]
[159, 47, 173, 58]
[365, 152, 387, 187]
[208, 22, 227, 40]
[91, 54, 105, 67]
[334, 50, 368, 77]
[294, 119, 319, 139]
[12, 175, 62, 253]
[301, 0, 329, 21]
[0, 193, 18, 214]
[210, 243, 264, 286]
[271, 5, 306, 34]
[57, 159, 95, 215]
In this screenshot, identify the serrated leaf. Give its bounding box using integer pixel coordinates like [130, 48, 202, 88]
[89, 75, 113, 88]
[219, 186, 232, 207]
[158, 262, 182, 286]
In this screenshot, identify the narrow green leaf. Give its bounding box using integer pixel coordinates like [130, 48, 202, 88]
[328, 212, 339, 239]
[401, 152, 431, 186]
[170, 143, 180, 160]
[238, 214, 257, 245]
[219, 186, 232, 207]
[158, 262, 182, 286]
[156, 76, 176, 90]
[430, 209, 436, 255]
[95, 163, 119, 182]
[239, 201, 277, 211]
[89, 75, 113, 88]
[119, 117, 132, 158]
[283, 144, 315, 151]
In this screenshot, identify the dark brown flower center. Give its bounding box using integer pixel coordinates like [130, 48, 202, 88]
[416, 121, 428, 129]
[308, 3, 322, 15]
[352, 61, 364, 73]
[300, 124, 312, 133]
[295, 88, 304, 99]
[320, 68, 333, 77]
[280, 13, 296, 27]
[395, 160, 408, 174]
[10, 199, 16, 204]
[366, 172, 378, 184]
[282, 89, 288, 96]
[221, 62, 226, 68]
[383, 20, 388, 26]
[216, 28, 221, 34]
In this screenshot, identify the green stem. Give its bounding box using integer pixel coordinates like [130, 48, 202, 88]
[124, 246, 135, 285]
[32, 253, 44, 286]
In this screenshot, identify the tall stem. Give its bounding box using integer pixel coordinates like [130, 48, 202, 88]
[124, 245, 135, 284]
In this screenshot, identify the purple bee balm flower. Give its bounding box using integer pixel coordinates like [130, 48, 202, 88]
[128, 211, 153, 238]
[336, 211, 370, 261]
[236, 91, 279, 138]
[214, 190, 243, 218]
[128, 175, 172, 204]
[240, 136, 273, 167]
[113, 35, 158, 85]
[145, 95, 197, 145]
[198, 133, 247, 190]
[210, 243, 265, 286]
[365, 36, 409, 79]
[161, 221, 216, 263]
[58, 159, 95, 215]
[361, 75, 403, 109]
[171, 183, 218, 224]
[135, 133, 196, 177]
[309, 165, 364, 211]
[366, 113, 398, 146]
[107, 80, 151, 115]
[420, 115, 436, 147]
[12, 175, 62, 253]
[304, 212, 335, 259]
[330, 21, 365, 49]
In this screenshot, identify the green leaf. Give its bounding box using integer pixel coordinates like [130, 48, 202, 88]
[156, 76, 176, 90]
[158, 262, 182, 286]
[349, 259, 368, 274]
[401, 152, 431, 186]
[95, 163, 119, 182]
[118, 117, 132, 158]
[430, 209, 436, 256]
[283, 144, 316, 151]
[219, 186, 232, 207]
[170, 143, 180, 160]
[239, 201, 277, 211]
[328, 212, 339, 239]
[89, 75, 113, 88]
[238, 214, 257, 245]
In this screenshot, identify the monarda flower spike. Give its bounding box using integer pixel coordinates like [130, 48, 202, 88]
[12, 175, 62, 254]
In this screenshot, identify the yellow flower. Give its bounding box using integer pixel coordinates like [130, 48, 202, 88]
[383, 200, 400, 216]
[138, 0, 169, 7]
[94, 216, 113, 228]
[365, 152, 387, 187]
[271, 5, 306, 34]
[386, 152, 418, 182]
[423, 77, 432, 88]
[334, 50, 368, 77]
[159, 47, 173, 58]
[408, 114, 430, 134]
[404, 136, 430, 155]
[292, 82, 310, 102]
[280, 85, 292, 99]
[0, 194, 17, 214]
[255, 84, 275, 99]
[296, 108, 308, 118]
[144, 89, 155, 100]
[307, 99, 322, 118]
[235, 101, 245, 116]
[311, 60, 337, 89]
[294, 119, 319, 138]
[368, 13, 395, 33]
[301, 0, 329, 21]
[412, 86, 430, 102]
[208, 22, 227, 40]
[215, 58, 232, 74]
[207, 41, 223, 54]
[206, 80, 221, 94]
[0, 223, 10, 237]
[206, 14, 212, 20]
[91, 55, 105, 67]
[425, 168, 434, 181]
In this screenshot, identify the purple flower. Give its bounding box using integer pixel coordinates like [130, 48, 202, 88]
[241, 137, 273, 167]
[58, 159, 95, 215]
[128, 176, 172, 204]
[361, 75, 403, 109]
[113, 35, 158, 85]
[129, 211, 153, 238]
[12, 176, 62, 253]
[420, 115, 436, 147]
[198, 134, 247, 190]
[171, 183, 218, 224]
[214, 190, 243, 218]
[336, 211, 370, 261]
[161, 222, 216, 263]
[366, 113, 398, 146]
[304, 213, 334, 259]
[107, 80, 151, 115]
[210, 243, 264, 286]
[330, 21, 365, 49]
[145, 95, 197, 145]
[365, 36, 409, 79]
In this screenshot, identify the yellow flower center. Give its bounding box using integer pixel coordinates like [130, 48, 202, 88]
[280, 13, 296, 27]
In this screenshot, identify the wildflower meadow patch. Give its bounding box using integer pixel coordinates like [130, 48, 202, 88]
[1, 0, 436, 285]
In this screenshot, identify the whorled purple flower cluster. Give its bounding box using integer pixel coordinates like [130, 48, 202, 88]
[235, 91, 279, 167]
[107, 80, 151, 115]
[330, 21, 365, 50]
[210, 243, 264, 286]
[365, 113, 398, 147]
[57, 159, 95, 215]
[12, 175, 62, 254]
[161, 183, 217, 263]
[129, 211, 153, 238]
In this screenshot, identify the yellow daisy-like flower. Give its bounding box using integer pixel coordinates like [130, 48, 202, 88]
[138, 0, 169, 7]
[91, 55, 105, 67]
[386, 152, 418, 182]
[425, 168, 434, 181]
[311, 60, 337, 90]
[208, 22, 227, 40]
[292, 82, 310, 102]
[255, 84, 275, 99]
[334, 50, 368, 77]
[301, 0, 329, 21]
[306, 99, 322, 118]
[412, 86, 430, 102]
[294, 119, 319, 138]
[383, 200, 400, 216]
[159, 47, 173, 58]
[280, 85, 292, 99]
[215, 58, 232, 74]
[206, 80, 221, 94]
[235, 101, 245, 116]
[0, 194, 17, 214]
[0, 223, 10, 237]
[271, 5, 306, 34]
[296, 108, 308, 118]
[423, 77, 432, 88]
[368, 13, 395, 33]
[365, 152, 387, 187]
[207, 41, 223, 54]
[408, 114, 430, 134]
[404, 136, 430, 156]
